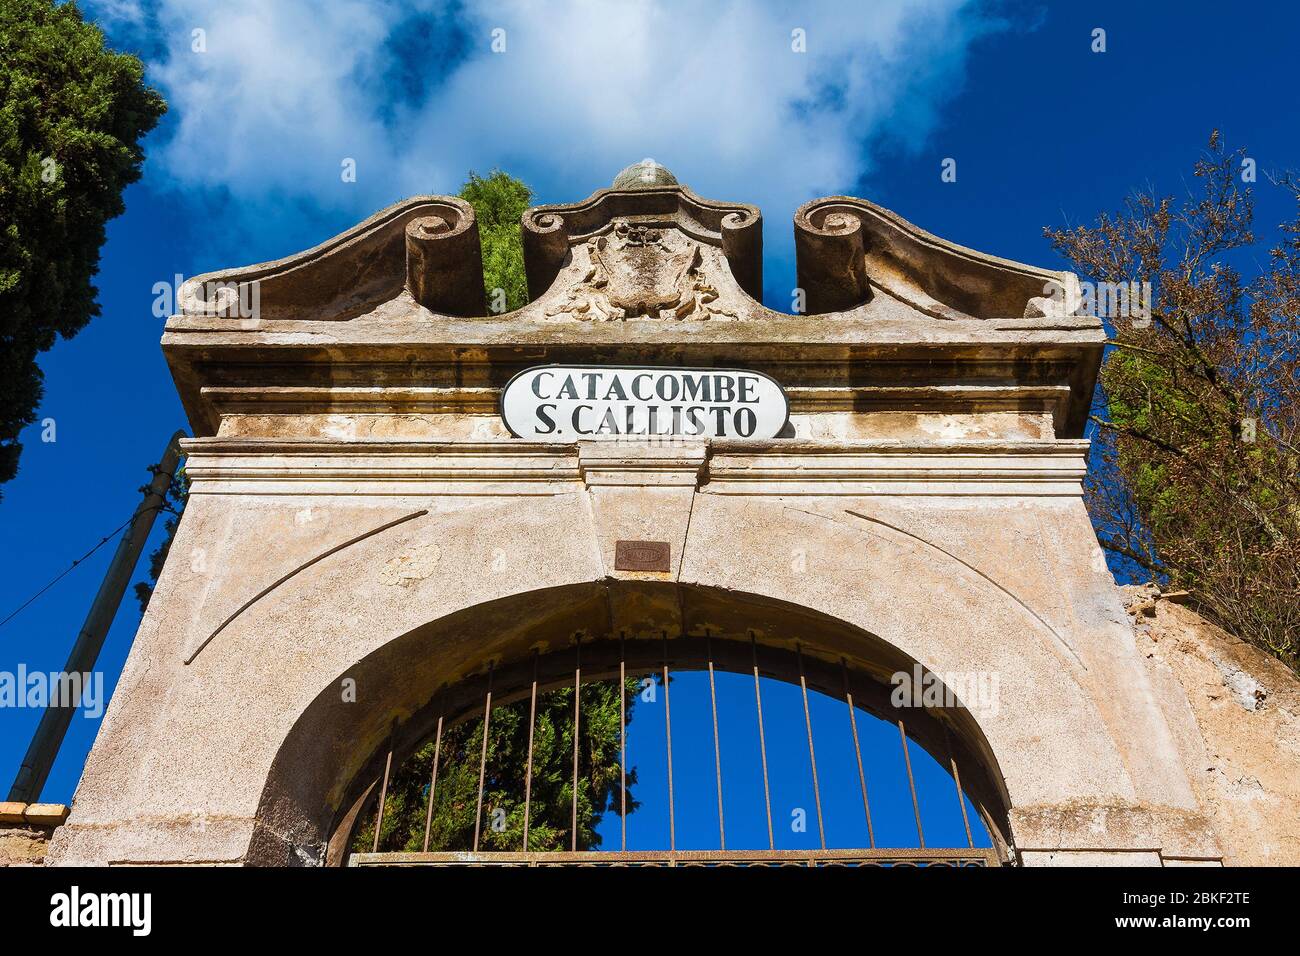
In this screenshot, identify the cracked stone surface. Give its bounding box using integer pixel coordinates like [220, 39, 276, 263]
[1125, 587, 1300, 865]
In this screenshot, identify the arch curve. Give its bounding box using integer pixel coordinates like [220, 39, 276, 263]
[248, 581, 1012, 866]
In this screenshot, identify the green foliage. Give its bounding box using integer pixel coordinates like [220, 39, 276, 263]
[1049, 132, 1300, 666]
[458, 169, 532, 314]
[353, 679, 640, 853]
[0, 0, 165, 493]
[133, 457, 188, 614]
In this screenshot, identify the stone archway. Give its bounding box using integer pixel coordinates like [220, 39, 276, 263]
[246, 581, 1015, 866]
[48, 480, 1221, 866]
[47, 168, 1225, 867]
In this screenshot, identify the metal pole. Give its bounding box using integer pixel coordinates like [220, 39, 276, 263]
[898, 717, 926, 848]
[8, 430, 185, 803]
[662, 631, 675, 852]
[796, 643, 826, 850]
[944, 725, 975, 849]
[472, 661, 494, 852]
[522, 649, 538, 851]
[571, 634, 581, 851]
[421, 709, 444, 853]
[619, 632, 627, 852]
[750, 632, 774, 850]
[372, 733, 394, 853]
[706, 631, 725, 850]
[842, 659, 876, 848]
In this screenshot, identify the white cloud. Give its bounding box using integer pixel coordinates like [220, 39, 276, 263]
[88, 0, 1002, 288]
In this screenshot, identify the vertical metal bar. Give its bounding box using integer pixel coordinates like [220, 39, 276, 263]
[796, 643, 826, 850]
[944, 725, 975, 849]
[841, 659, 876, 848]
[898, 716, 925, 848]
[619, 631, 627, 852]
[522, 649, 539, 851]
[472, 660, 494, 852]
[571, 634, 582, 852]
[662, 630, 676, 852]
[750, 631, 774, 851]
[371, 724, 395, 853]
[421, 706, 444, 853]
[705, 631, 726, 850]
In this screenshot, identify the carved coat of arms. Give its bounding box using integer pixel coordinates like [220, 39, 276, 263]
[546, 220, 737, 321]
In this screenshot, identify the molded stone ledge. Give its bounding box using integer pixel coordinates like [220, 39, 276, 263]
[577, 441, 708, 487]
[198, 384, 1070, 444]
[0, 802, 70, 867]
[162, 327, 1103, 439]
[180, 438, 580, 497]
[0, 801, 69, 826]
[707, 439, 1089, 496]
[1010, 801, 1222, 863]
[45, 815, 255, 866]
[177, 436, 1090, 497]
[1018, 849, 1165, 867]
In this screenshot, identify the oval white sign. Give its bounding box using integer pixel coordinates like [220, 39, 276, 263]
[500, 365, 789, 441]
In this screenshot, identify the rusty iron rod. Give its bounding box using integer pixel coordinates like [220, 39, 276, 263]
[619, 631, 627, 852]
[352, 847, 998, 867]
[944, 725, 975, 849]
[841, 659, 876, 848]
[571, 634, 581, 851]
[750, 631, 774, 850]
[522, 649, 538, 851]
[662, 631, 676, 852]
[796, 643, 826, 850]
[372, 724, 395, 854]
[421, 706, 444, 853]
[705, 631, 725, 850]
[898, 716, 925, 848]
[472, 660, 494, 852]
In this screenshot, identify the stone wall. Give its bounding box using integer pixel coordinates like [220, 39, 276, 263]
[1128, 587, 1300, 865]
[0, 804, 68, 866]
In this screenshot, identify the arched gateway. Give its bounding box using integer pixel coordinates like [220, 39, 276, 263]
[49, 162, 1222, 866]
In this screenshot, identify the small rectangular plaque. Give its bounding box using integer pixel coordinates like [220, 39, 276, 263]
[615, 540, 671, 572]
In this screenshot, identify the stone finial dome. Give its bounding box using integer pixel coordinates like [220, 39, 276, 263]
[612, 158, 678, 190]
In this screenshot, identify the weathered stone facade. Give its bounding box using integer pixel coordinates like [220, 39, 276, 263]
[0, 803, 67, 866]
[45, 164, 1293, 866]
[1127, 588, 1300, 866]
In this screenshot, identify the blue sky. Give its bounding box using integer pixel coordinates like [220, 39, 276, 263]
[1, 0, 1296, 825]
[594, 669, 989, 853]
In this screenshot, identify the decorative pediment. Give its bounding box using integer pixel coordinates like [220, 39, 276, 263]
[163, 162, 1103, 442]
[171, 162, 1084, 327]
[178, 196, 485, 321]
[794, 196, 1081, 320]
[522, 175, 763, 307]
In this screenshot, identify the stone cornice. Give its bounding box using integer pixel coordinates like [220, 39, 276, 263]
[707, 439, 1089, 496]
[577, 441, 708, 487]
[197, 383, 1071, 425]
[180, 437, 1088, 498]
[163, 330, 1102, 439]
